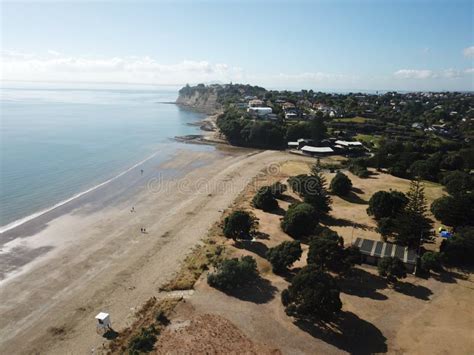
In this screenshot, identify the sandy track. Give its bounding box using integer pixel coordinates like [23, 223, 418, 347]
[0, 148, 293, 354]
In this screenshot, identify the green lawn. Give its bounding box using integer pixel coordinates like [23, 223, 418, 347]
[355, 133, 382, 147]
[333, 116, 375, 123]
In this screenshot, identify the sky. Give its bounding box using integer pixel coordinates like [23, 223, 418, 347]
[1, 0, 473, 92]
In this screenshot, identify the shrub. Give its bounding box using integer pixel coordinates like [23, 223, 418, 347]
[128, 325, 158, 353]
[266, 241, 302, 272]
[223, 210, 257, 240]
[421, 252, 442, 272]
[281, 265, 342, 321]
[207, 256, 258, 291]
[377, 257, 407, 283]
[281, 203, 318, 238]
[330, 172, 352, 196]
[252, 186, 278, 211]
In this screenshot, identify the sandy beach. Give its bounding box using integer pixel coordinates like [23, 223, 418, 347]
[0, 145, 293, 354]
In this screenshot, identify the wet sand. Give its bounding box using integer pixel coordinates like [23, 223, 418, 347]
[0, 145, 291, 354]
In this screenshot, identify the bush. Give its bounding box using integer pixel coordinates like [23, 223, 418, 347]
[266, 241, 302, 272]
[128, 326, 158, 353]
[367, 190, 408, 220]
[348, 159, 370, 178]
[421, 252, 442, 272]
[377, 257, 407, 283]
[223, 210, 257, 240]
[252, 186, 278, 211]
[281, 265, 342, 321]
[281, 203, 318, 238]
[207, 256, 258, 291]
[330, 172, 352, 196]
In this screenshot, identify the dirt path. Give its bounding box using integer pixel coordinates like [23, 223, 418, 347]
[0, 149, 300, 354]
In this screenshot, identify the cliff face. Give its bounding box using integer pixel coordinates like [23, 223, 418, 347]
[176, 86, 221, 114]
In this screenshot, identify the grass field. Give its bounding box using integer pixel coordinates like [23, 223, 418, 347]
[333, 116, 375, 123]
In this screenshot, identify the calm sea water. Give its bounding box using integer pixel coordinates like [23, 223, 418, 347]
[0, 87, 206, 230]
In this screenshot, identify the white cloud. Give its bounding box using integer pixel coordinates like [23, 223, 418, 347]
[0, 50, 244, 85]
[464, 68, 474, 74]
[393, 69, 435, 79]
[463, 46, 474, 58]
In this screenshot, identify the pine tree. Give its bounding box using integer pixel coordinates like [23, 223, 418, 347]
[393, 179, 433, 247]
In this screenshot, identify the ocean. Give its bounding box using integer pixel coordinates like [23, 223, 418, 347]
[0, 86, 208, 232]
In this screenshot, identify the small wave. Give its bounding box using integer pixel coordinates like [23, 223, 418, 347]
[0, 152, 159, 234]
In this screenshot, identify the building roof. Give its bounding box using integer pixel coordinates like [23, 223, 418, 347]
[301, 146, 334, 153]
[335, 140, 363, 147]
[288, 142, 299, 146]
[353, 237, 417, 265]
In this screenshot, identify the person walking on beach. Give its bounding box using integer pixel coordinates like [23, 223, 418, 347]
[131, 207, 135, 213]
[140, 169, 144, 175]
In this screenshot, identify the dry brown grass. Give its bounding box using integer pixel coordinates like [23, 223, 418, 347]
[107, 297, 181, 354]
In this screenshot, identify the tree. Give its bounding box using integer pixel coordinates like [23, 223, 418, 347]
[309, 117, 327, 144]
[367, 190, 408, 220]
[440, 226, 474, 266]
[330, 172, 352, 196]
[393, 180, 432, 247]
[377, 257, 407, 283]
[252, 186, 278, 211]
[307, 230, 360, 274]
[431, 194, 474, 227]
[281, 265, 342, 321]
[421, 252, 442, 272]
[266, 241, 302, 272]
[288, 166, 331, 214]
[281, 203, 318, 238]
[223, 210, 257, 240]
[207, 256, 258, 291]
[441, 171, 473, 196]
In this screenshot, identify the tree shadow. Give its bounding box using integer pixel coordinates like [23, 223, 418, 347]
[235, 240, 269, 259]
[103, 328, 119, 340]
[321, 215, 374, 231]
[339, 191, 368, 205]
[267, 206, 286, 216]
[393, 281, 433, 301]
[295, 311, 387, 354]
[351, 187, 364, 194]
[278, 194, 300, 204]
[224, 277, 278, 304]
[278, 267, 300, 283]
[339, 268, 388, 301]
[253, 231, 270, 240]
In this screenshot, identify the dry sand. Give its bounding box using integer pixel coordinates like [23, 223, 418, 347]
[0, 148, 300, 354]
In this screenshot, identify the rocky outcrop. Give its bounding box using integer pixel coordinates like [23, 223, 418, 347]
[176, 85, 221, 114]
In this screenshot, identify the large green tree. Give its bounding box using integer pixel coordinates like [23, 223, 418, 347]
[367, 190, 408, 220]
[281, 265, 342, 321]
[266, 241, 302, 272]
[330, 172, 353, 196]
[223, 210, 257, 240]
[281, 203, 318, 238]
[207, 256, 258, 291]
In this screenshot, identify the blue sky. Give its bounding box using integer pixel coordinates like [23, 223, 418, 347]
[1, 0, 473, 91]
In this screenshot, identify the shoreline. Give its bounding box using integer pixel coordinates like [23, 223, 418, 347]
[0, 139, 292, 354]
